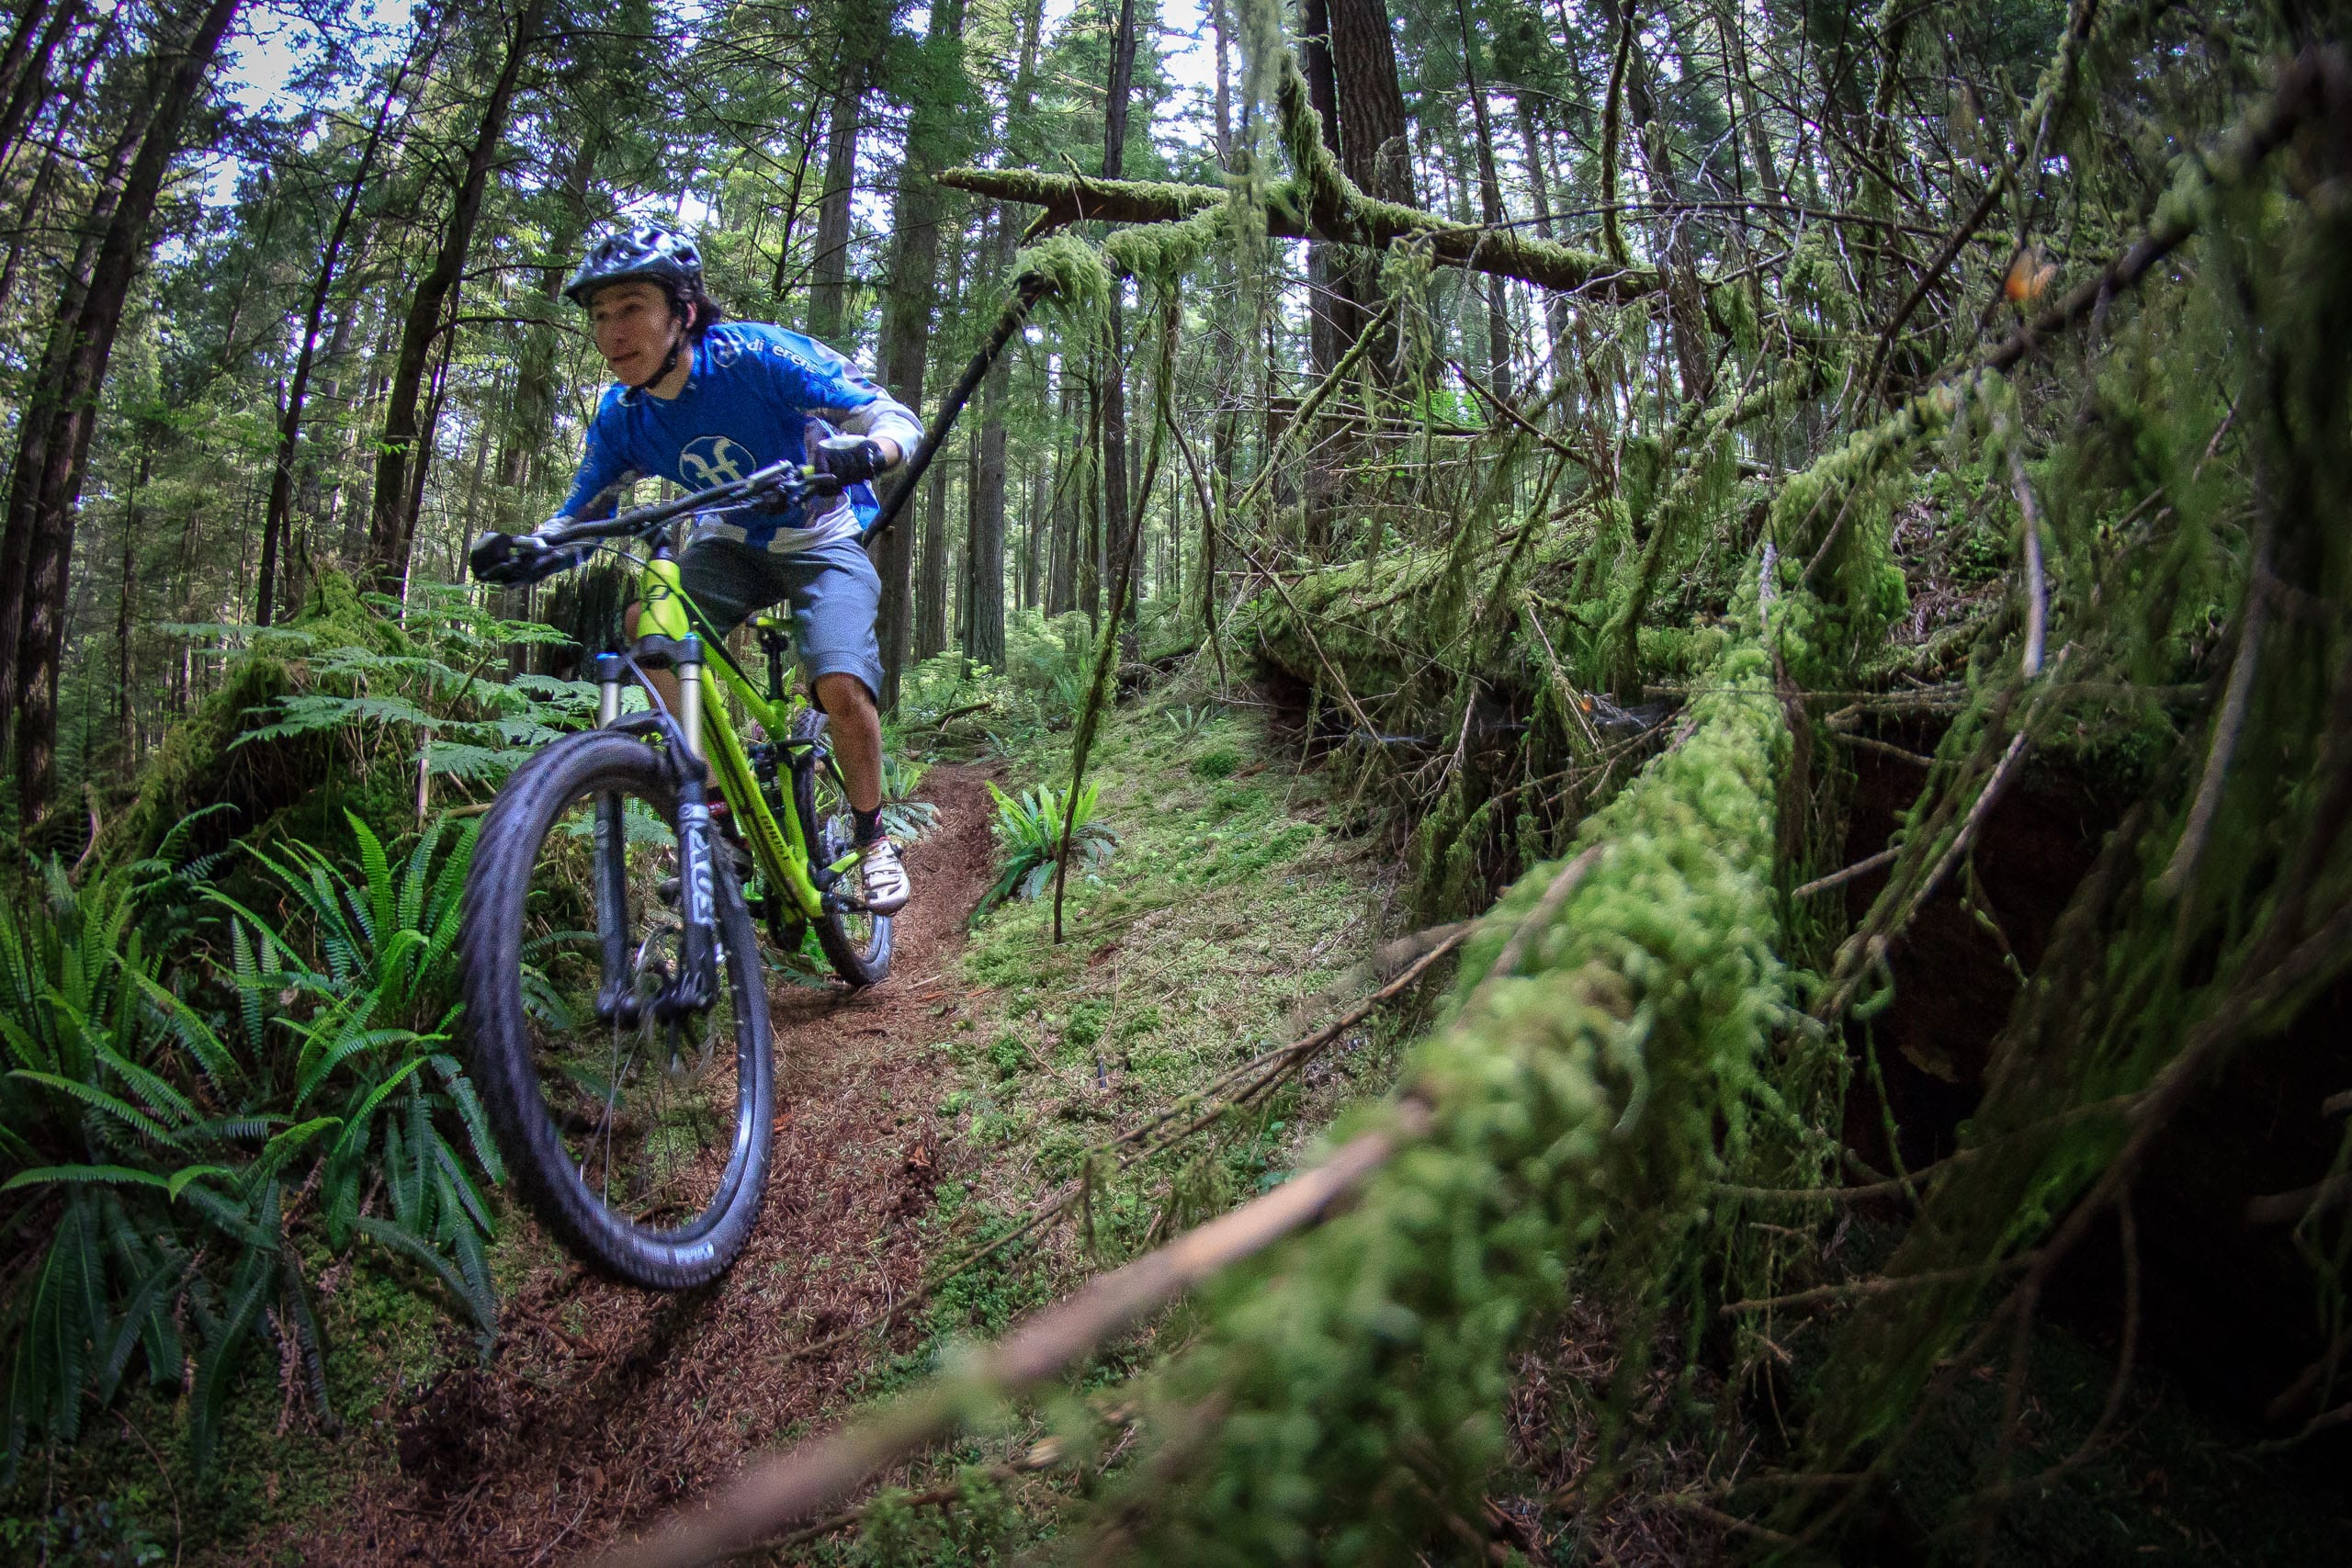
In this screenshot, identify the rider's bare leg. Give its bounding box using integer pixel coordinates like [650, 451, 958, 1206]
[815, 671, 884, 816]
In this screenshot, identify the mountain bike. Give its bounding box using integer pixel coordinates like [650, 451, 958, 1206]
[459, 462, 892, 1288]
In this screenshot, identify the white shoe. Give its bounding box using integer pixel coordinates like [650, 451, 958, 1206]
[858, 837, 910, 915]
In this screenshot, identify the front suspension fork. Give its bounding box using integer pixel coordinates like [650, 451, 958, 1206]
[593, 643, 720, 1025]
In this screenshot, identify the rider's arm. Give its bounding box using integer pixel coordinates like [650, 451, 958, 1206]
[830, 396, 922, 469]
[762, 330, 923, 469]
[558, 389, 640, 521]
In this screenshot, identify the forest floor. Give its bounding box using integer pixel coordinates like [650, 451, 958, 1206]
[22, 686, 2352, 1566]
[197, 689, 1418, 1567]
[264, 761, 1006, 1566]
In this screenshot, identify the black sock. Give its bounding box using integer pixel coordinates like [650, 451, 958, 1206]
[853, 807, 884, 844]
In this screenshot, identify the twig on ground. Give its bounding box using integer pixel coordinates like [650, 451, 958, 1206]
[773, 926, 1468, 1366]
[591, 1107, 1427, 1568]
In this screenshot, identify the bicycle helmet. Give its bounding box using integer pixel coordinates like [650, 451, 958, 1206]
[563, 223, 705, 309]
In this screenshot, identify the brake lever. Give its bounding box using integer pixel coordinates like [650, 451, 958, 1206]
[747, 467, 843, 515]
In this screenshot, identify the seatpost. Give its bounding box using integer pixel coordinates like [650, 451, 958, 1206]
[758, 618, 791, 700]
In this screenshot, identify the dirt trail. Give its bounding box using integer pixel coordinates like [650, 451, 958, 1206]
[299, 763, 1000, 1567]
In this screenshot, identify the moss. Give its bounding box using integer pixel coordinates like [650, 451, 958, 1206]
[96, 572, 413, 869]
[1093, 631, 1790, 1561]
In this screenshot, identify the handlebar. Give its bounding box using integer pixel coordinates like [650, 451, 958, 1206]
[471, 461, 845, 585]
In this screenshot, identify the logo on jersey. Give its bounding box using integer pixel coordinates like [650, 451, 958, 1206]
[707, 332, 741, 367]
[678, 434, 755, 489]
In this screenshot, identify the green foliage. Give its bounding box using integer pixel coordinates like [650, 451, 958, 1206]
[230, 585, 592, 785]
[1082, 637, 1789, 1560]
[97, 576, 585, 873]
[1162, 703, 1226, 739]
[880, 752, 941, 843]
[0, 809, 503, 1483]
[975, 781, 1118, 919]
[1189, 745, 1239, 780]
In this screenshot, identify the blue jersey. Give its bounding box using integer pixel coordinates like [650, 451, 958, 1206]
[560, 321, 923, 552]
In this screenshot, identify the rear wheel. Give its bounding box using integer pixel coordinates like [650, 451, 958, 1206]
[792, 708, 893, 987]
[460, 729, 774, 1289]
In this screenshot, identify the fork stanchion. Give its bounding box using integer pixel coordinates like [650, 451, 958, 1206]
[673, 637, 705, 761]
[595, 652, 624, 728]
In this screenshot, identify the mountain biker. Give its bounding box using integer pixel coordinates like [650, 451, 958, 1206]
[523, 222, 920, 917]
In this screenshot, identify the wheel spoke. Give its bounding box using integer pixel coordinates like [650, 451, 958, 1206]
[517, 776, 752, 1238]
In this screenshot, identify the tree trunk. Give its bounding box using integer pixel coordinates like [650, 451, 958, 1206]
[364, 0, 547, 597]
[1081, 374, 1102, 627]
[807, 78, 864, 343]
[1455, 0, 1511, 402]
[5, 0, 231, 819]
[1514, 91, 1570, 386]
[115, 446, 148, 762]
[965, 217, 1012, 671]
[0, 97, 141, 751]
[1328, 0, 1409, 199]
[339, 307, 398, 563]
[1596, 0, 1713, 402]
[1298, 0, 1346, 381]
[258, 37, 422, 625]
[496, 128, 594, 517]
[765, 96, 824, 308]
[1024, 458, 1048, 611]
[1046, 374, 1078, 615]
[1209, 0, 1231, 165]
[916, 456, 949, 660]
[1098, 0, 1137, 657]
[867, 0, 972, 707]
[0, 0, 79, 169]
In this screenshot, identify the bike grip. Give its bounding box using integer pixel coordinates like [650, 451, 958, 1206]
[469, 530, 522, 582]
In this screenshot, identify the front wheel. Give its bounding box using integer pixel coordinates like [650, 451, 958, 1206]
[792, 709, 893, 987]
[460, 729, 774, 1289]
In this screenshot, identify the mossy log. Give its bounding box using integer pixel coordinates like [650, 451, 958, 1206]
[942, 53, 1661, 307]
[939, 164, 1659, 305]
[1085, 632, 1791, 1558]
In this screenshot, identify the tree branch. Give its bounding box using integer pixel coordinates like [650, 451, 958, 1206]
[934, 166, 1660, 303]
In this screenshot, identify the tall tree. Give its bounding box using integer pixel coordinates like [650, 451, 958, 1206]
[963, 207, 1012, 671]
[807, 0, 888, 344]
[1097, 0, 1138, 655]
[257, 31, 435, 626]
[871, 0, 973, 706]
[1455, 0, 1511, 400]
[364, 0, 548, 598]
[0, 0, 81, 168]
[915, 456, 950, 659]
[1595, 0, 1713, 401]
[4, 0, 243, 820]
[0, 96, 144, 756]
[962, 0, 1046, 671]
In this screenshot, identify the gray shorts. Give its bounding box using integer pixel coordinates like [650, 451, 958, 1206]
[677, 533, 885, 703]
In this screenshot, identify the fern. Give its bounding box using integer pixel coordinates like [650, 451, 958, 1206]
[1, 814, 507, 1478]
[974, 780, 1119, 919]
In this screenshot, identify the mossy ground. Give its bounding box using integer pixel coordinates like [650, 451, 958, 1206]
[0, 1248, 459, 1566]
[802, 683, 1439, 1561]
[932, 690, 1410, 1273]
[5, 675, 1419, 1566]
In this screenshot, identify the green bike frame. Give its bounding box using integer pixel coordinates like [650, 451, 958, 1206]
[615, 546, 849, 925]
